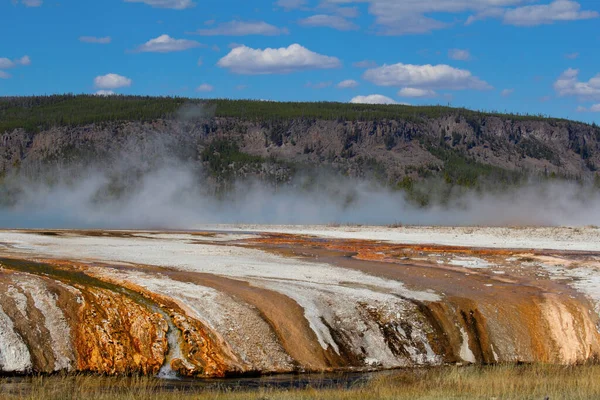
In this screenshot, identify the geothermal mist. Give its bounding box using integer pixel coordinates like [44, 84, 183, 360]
[1, 155, 600, 229]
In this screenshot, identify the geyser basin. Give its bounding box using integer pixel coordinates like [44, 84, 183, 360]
[0, 226, 599, 377]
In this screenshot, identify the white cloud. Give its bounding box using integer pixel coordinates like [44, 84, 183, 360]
[197, 57, 203, 66]
[501, 88, 515, 97]
[0, 55, 30, 78]
[565, 52, 579, 59]
[191, 21, 288, 36]
[0, 56, 31, 69]
[503, 0, 598, 26]
[18, 56, 31, 66]
[554, 68, 600, 100]
[135, 34, 202, 53]
[80, 36, 111, 44]
[276, 0, 306, 10]
[337, 79, 359, 89]
[298, 15, 359, 30]
[398, 87, 437, 98]
[124, 0, 195, 9]
[318, 0, 471, 34]
[320, 0, 596, 34]
[363, 63, 492, 91]
[217, 43, 341, 75]
[353, 60, 377, 68]
[94, 90, 115, 96]
[196, 83, 214, 92]
[350, 94, 398, 105]
[448, 48, 471, 61]
[305, 81, 332, 89]
[94, 73, 132, 90]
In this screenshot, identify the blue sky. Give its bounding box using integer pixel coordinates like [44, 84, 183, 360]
[1, 0, 599, 123]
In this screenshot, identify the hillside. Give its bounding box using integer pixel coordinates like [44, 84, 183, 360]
[1, 95, 600, 205]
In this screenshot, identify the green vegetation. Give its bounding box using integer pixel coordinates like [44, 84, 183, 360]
[201, 139, 264, 178]
[518, 137, 560, 165]
[0, 94, 586, 134]
[418, 135, 523, 187]
[3, 364, 600, 399]
[0, 95, 188, 133]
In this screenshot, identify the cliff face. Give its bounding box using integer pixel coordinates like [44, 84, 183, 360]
[1, 229, 600, 377]
[2, 115, 599, 186]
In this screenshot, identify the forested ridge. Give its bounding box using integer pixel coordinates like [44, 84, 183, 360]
[1, 94, 589, 134]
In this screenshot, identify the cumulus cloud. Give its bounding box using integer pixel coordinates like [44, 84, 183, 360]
[0, 56, 31, 69]
[503, 0, 598, 26]
[196, 83, 214, 92]
[363, 63, 492, 91]
[319, 0, 596, 34]
[317, 0, 467, 34]
[80, 36, 111, 44]
[350, 94, 398, 104]
[190, 21, 288, 36]
[217, 43, 341, 75]
[0, 55, 30, 78]
[124, 0, 195, 9]
[298, 15, 359, 30]
[135, 34, 202, 53]
[398, 87, 437, 98]
[448, 48, 471, 61]
[565, 52, 579, 59]
[337, 79, 359, 89]
[94, 90, 115, 96]
[94, 73, 132, 90]
[19, 56, 31, 66]
[553, 68, 600, 100]
[501, 88, 515, 97]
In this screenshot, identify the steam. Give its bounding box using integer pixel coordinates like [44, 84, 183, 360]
[1, 157, 600, 229]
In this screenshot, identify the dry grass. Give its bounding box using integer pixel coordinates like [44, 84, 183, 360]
[2, 364, 600, 400]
